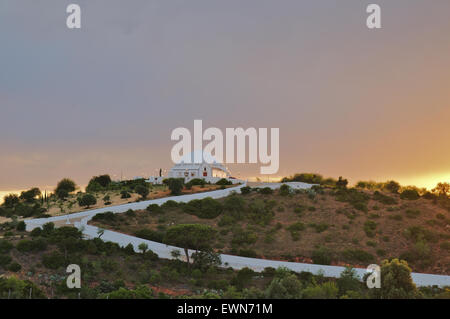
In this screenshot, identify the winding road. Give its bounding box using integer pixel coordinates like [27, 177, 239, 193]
[24, 183, 450, 287]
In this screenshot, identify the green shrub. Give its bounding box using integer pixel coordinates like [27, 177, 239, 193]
[216, 178, 232, 186]
[335, 189, 369, 212]
[341, 249, 375, 263]
[259, 187, 273, 195]
[405, 209, 420, 218]
[388, 214, 403, 221]
[309, 222, 329, 233]
[237, 249, 257, 258]
[279, 184, 291, 196]
[287, 222, 305, 241]
[366, 240, 377, 247]
[0, 240, 13, 254]
[372, 191, 397, 205]
[183, 197, 223, 219]
[16, 239, 47, 253]
[376, 249, 386, 256]
[363, 220, 377, 238]
[440, 242, 450, 251]
[240, 186, 251, 195]
[8, 262, 22, 272]
[16, 221, 26, 231]
[384, 181, 401, 194]
[42, 252, 66, 269]
[232, 229, 258, 246]
[120, 190, 131, 199]
[78, 193, 97, 208]
[146, 204, 163, 214]
[400, 189, 420, 200]
[0, 254, 12, 268]
[134, 229, 165, 242]
[404, 226, 438, 243]
[311, 246, 332, 265]
[303, 282, 338, 299]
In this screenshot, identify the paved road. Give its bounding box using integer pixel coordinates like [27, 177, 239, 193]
[24, 183, 450, 287]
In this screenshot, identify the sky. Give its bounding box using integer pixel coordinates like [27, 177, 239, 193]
[1, 0, 450, 193]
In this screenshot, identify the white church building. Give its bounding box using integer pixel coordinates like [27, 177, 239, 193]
[147, 151, 242, 184]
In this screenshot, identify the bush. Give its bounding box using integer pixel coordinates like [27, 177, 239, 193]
[440, 242, 450, 251]
[404, 226, 438, 243]
[232, 229, 258, 246]
[335, 189, 369, 212]
[279, 184, 291, 196]
[303, 282, 338, 299]
[163, 178, 185, 195]
[55, 178, 76, 199]
[183, 197, 223, 219]
[120, 190, 131, 199]
[287, 222, 305, 241]
[363, 220, 377, 238]
[0, 254, 12, 268]
[146, 204, 163, 214]
[373, 191, 397, 205]
[161, 200, 179, 209]
[0, 240, 13, 254]
[8, 262, 21, 272]
[216, 178, 232, 186]
[341, 249, 375, 263]
[384, 181, 401, 194]
[259, 187, 273, 195]
[400, 189, 420, 200]
[78, 193, 97, 208]
[16, 221, 26, 231]
[337, 267, 361, 296]
[42, 252, 66, 269]
[247, 200, 274, 226]
[405, 209, 421, 218]
[311, 246, 332, 265]
[135, 185, 150, 199]
[134, 229, 165, 242]
[16, 239, 47, 253]
[309, 222, 329, 233]
[373, 259, 418, 299]
[232, 267, 255, 289]
[240, 186, 251, 195]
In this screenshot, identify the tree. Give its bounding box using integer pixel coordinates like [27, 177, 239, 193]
[90, 175, 112, 188]
[120, 190, 131, 199]
[191, 250, 221, 271]
[371, 259, 419, 299]
[384, 180, 401, 194]
[55, 178, 77, 199]
[16, 221, 26, 231]
[337, 267, 362, 296]
[432, 182, 450, 197]
[400, 189, 420, 200]
[3, 194, 19, 208]
[265, 273, 303, 299]
[19, 188, 41, 203]
[336, 176, 348, 189]
[164, 224, 216, 266]
[135, 185, 149, 199]
[279, 184, 291, 196]
[138, 243, 148, 255]
[78, 193, 97, 208]
[164, 178, 184, 195]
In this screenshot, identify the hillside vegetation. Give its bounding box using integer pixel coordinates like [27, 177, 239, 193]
[91, 184, 450, 275]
